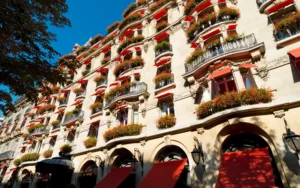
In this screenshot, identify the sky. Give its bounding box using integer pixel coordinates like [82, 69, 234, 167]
[0, 0, 135, 116]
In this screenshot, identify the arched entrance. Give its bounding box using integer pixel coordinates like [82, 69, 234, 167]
[216, 133, 283, 188]
[154, 145, 190, 188]
[78, 160, 97, 188]
[5, 168, 19, 188]
[20, 170, 32, 188]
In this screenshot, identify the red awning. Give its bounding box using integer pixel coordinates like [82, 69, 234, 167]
[117, 75, 130, 81]
[138, 159, 187, 188]
[288, 48, 300, 58]
[195, 0, 212, 13]
[227, 24, 238, 31]
[218, 0, 226, 3]
[134, 72, 140, 76]
[154, 31, 169, 41]
[135, 46, 141, 51]
[156, 92, 173, 99]
[55, 109, 65, 114]
[240, 64, 257, 69]
[215, 148, 276, 188]
[83, 57, 92, 65]
[94, 167, 131, 188]
[184, 16, 194, 22]
[101, 46, 111, 53]
[154, 58, 171, 66]
[267, 0, 294, 14]
[153, 8, 168, 20]
[92, 89, 105, 96]
[202, 29, 220, 40]
[114, 57, 122, 62]
[77, 79, 87, 84]
[137, 25, 142, 30]
[71, 100, 83, 106]
[93, 44, 99, 49]
[115, 105, 127, 111]
[208, 67, 232, 80]
[96, 67, 108, 73]
[190, 42, 199, 48]
[76, 56, 82, 60]
[123, 29, 134, 37]
[120, 49, 132, 56]
[110, 82, 119, 87]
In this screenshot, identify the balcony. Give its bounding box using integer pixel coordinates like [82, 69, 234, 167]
[52, 123, 61, 130]
[0, 150, 14, 161]
[75, 90, 86, 99]
[63, 111, 84, 126]
[104, 82, 148, 109]
[184, 34, 262, 74]
[155, 45, 172, 58]
[155, 74, 174, 90]
[96, 79, 108, 87]
[30, 126, 49, 136]
[274, 25, 300, 46]
[256, 0, 273, 11]
[91, 108, 102, 115]
[59, 100, 68, 106]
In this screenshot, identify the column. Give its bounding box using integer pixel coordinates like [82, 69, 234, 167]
[203, 80, 213, 102]
[127, 105, 133, 124]
[232, 67, 246, 90]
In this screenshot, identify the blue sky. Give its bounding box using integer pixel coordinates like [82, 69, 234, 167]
[0, 0, 135, 116]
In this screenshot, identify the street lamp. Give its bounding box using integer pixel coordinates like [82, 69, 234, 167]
[282, 118, 300, 158]
[191, 137, 205, 168]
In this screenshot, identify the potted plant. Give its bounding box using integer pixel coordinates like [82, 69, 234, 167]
[73, 88, 84, 94]
[65, 111, 73, 117]
[72, 108, 81, 114]
[94, 75, 106, 84]
[103, 124, 143, 142]
[51, 120, 60, 126]
[106, 22, 120, 34]
[117, 35, 145, 53]
[218, 7, 240, 20]
[43, 150, 53, 158]
[102, 35, 114, 45]
[205, 39, 221, 50]
[101, 57, 110, 65]
[57, 96, 66, 103]
[118, 13, 142, 30]
[13, 159, 21, 166]
[184, 0, 196, 15]
[156, 115, 176, 129]
[90, 34, 103, 46]
[15, 127, 21, 132]
[6, 132, 12, 136]
[81, 52, 89, 58]
[83, 137, 97, 148]
[224, 33, 239, 43]
[149, 0, 171, 13]
[76, 46, 87, 56]
[89, 102, 103, 113]
[154, 72, 172, 84]
[60, 144, 72, 153]
[156, 21, 168, 32]
[154, 41, 171, 52]
[185, 48, 205, 64]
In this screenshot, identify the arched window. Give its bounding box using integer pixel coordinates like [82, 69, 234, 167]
[78, 161, 98, 188]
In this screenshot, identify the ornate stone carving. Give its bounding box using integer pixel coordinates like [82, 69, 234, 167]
[256, 58, 269, 81]
[273, 110, 285, 118]
[141, 108, 146, 117]
[143, 42, 149, 52]
[197, 128, 205, 135]
[163, 135, 171, 145]
[181, 21, 188, 30]
[103, 149, 108, 154]
[140, 140, 146, 146]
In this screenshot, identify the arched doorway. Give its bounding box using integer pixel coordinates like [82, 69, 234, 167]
[217, 133, 283, 188]
[20, 170, 32, 188]
[78, 161, 97, 188]
[154, 145, 190, 188]
[5, 169, 19, 188]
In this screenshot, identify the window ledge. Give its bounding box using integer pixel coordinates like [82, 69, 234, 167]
[276, 32, 300, 48]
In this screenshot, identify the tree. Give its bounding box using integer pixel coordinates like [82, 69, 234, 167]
[0, 1, 81, 114]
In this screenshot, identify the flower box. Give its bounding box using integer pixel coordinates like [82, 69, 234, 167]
[83, 137, 97, 148]
[38, 104, 56, 114]
[6, 132, 12, 136]
[94, 75, 106, 83]
[101, 57, 110, 65]
[119, 13, 142, 31]
[274, 12, 300, 32]
[76, 46, 87, 56]
[113, 57, 145, 76]
[224, 33, 239, 43]
[104, 82, 132, 99]
[106, 22, 120, 34]
[103, 124, 143, 142]
[156, 115, 176, 129]
[21, 153, 39, 163]
[117, 35, 144, 54]
[51, 85, 60, 94]
[185, 49, 205, 64]
[51, 120, 60, 126]
[27, 112, 36, 118]
[89, 102, 103, 111]
[156, 21, 168, 32]
[58, 96, 66, 103]
[153, 72, 172, 84]
[73, 88, 84, 94]
[43, 150, 53, 158]
[102, 35, 114, 45]
[154, 41, 171, 52]
[82, 69, 90, 76]
[22, 133, 29, 138]
[218, 7, 240, 20]
[60, 144, 72, 153]
[196, 88, 273, 119]
[90, 34, 103, 46]
[205, 39, 221, 50]
[81, 52, 89, 58]
[15, 127, 21, 132]
[93, 51, 101, 58]
[14, 159, 21, 166]
[184, 0, 196, 15]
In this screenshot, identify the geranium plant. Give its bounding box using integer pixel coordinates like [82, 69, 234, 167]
[274, 12, 300, 32]
[43, 150, 53, 158]
[51, 120, 60, 126]
[205, 39, 221, 50]
[51, 85, 60, 94]
[94, 51, 101, 58]
[89, 102, 103, 111]
[82, 69, 90, 76]
[73, 87, 84, 94]
[22, 133, 29, 138]
[156, 21, 168, 32]
[218, 7, 240, 20]
[154, 41, 171, 52]
[21, 153, 39, 163]
[102, 35, 114, 45]
[106, 22, 120, 34]
[60, 144, 72, 153]
[118, 13, 142, 31]
[224, 33, 239, 43]
[156, 115, 176, 129]
[117, 35, 145, 53]
[101, 57, 110, 65]
[27, 112, 36, 118]
[113, 57, 144, 76]
[94, 75, 106, 83]
[185, 48, 205, 64]
[6, 132, 11, 136]
[57, 96, 66, 102]
[81, 52, 89, 58]
[90, 34, 103, 46]
[149, 0, 171, 13]
[153, 72, 172, 84]
[84, 137, 97, 148]
[184, 0, 196, 15]
[15, 127, 21, 132]
[76, 46, 87, 56]
[196, 88, 273, 119]
[103, 124, 143, 142]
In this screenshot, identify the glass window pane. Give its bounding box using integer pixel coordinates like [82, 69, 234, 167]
[218, 83, 226, 94]
[227, 80, 237, 91]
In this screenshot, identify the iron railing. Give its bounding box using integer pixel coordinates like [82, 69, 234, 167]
[185, 34, 258, 73]
[0, 150, 14, 160]
[104, 82, 147, 108]
[155, 45, 172, 57]
[155, 74, 174, 89]
[96, 79, 108, 87]
[274, 25, 300, 42]
[30, 126, 49, 136]
[91, 108, 102, 115]
[63, 111, 84, 125]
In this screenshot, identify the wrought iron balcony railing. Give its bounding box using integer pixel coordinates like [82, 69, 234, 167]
[104, 82, 147, 108]
[274, 26, 300, 42]
[63, 111, 84, 125]
[76, 90, 87, 98]
[185, 34, 258, 73]
[155, 74, 174, 89]
[30, 126, 49, 136]
[155, 45, 172, 57]
[0, 150, 14, 161]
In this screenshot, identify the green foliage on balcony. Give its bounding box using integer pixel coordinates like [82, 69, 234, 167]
[43, 149, 53, 158]
[119, 13, 142, 31]
[84, 137, 97, 148]
[60, 144, 72, 153]
[196, 88, 273, 119]
[154, 41, 170, 52]
[185, 49, 205, 64]
[118, 36, 144, 54]
[76, 46, 87, 56]
[113, 57, 145, 76]
[149, 0, 171, 13]
[156, 115, 176, 129]
[21, 153, 40, 163]
[90, 34, 103, 46]
[103, 124, 143, 142]
[274, 12, 300, 32]
[13, 158, 21, 166]
[106, 22, 120, 34]
[156, 21, 168, 32]
[218, 7, 240, 20]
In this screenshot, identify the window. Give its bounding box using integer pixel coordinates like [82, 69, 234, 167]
[160, 99, 175, 116]
[88, 122, 99, 138]
[45, 117, 50, 126]
[49, 136, 57, 150]
[30, 141, 37, 153]
[67, 130, 76, 145]
[214, 73, 237, 95]
[241, 69, 256, 89]
[36, 141, 42, 153]
[116, 109, 128, 126]
[20, 118, 27, 128]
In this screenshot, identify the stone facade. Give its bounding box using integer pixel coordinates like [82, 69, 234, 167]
[0, 0, 300, 187]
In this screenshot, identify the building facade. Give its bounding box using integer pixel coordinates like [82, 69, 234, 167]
[0, 0, 300, 187]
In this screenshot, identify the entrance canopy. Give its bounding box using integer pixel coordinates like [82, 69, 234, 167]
[36, 157, 74, 174]
[138, 158, 187, 188]
[94, 167, 131, 188]
[215, 147, 276, 188]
